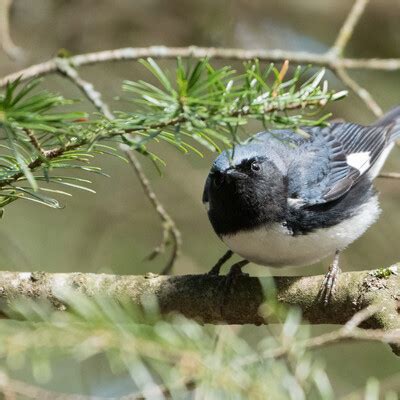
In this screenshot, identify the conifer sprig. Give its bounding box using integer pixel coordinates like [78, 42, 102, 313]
[0, 59, 346, 211]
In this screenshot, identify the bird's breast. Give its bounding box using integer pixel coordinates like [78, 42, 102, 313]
[221, 196, 380, 267]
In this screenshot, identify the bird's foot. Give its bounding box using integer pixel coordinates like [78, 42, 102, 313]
[318, 250, 341, 306]
[219, 260, 249, 315]
[207, 250, 233, 276]
[224, 260, 250, 291]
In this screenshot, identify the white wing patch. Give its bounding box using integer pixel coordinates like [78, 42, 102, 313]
[287, 198, 305, 208]
[346, 151, 370, 174]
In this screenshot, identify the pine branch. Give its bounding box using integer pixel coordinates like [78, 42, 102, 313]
[0, 62, 342, 209]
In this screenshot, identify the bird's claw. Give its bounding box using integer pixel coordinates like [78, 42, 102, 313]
[219, 260, 249, 315]
[207, 250, 233, 276]
[318, 251, 341, 306]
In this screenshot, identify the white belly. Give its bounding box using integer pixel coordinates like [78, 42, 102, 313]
[222, 197, 380, 267]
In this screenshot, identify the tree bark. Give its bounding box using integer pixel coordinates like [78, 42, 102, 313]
[0, 269, 398, 327]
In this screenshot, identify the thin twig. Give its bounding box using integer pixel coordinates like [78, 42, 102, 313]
[335, 67, 383, 117]
[55, 62, 182, 274]
[327, 0, 383, 117]
[342, 303, 382, 330]
[0, 116, 183, 189]
[55, 58, 114, 120]
[0, 0, 393, 120]
[0, 141, 82, 188]
[127, 379, 196, 400]
[23, 128, 46, 156]
[245, 304, 400, 362]
[122, 145, 182, 274]
[0, 0, 389, 120]
[0, 0, 24, 61]
[1, 47, 400, 88]
[330, 0, 370, 56]
[0, 92, 331, 191]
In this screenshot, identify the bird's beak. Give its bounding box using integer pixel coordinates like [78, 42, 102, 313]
[225, 168, 247, 180]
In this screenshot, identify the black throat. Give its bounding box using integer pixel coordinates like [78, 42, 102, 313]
[206, 173, 288, 236]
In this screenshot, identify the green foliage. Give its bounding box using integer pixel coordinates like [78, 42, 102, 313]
[115, 59, 346, 155]
[1, 291, 336, 399]
[0, 79, 114, 209]
[0, 78, 83, 131]
[0, 59, 347, 212]
[0, 290, 396, 399]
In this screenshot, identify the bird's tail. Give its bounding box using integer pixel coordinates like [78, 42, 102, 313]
[373, 105, 400, 141]
[366, 106, 400, 179]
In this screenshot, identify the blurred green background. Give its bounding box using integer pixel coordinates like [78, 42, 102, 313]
[1, 0, 400, 397]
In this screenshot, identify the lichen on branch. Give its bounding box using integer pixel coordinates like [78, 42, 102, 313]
[0, 268, 398, 354]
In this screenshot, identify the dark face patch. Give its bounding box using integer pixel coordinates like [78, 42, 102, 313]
[203, 158, 288, 236]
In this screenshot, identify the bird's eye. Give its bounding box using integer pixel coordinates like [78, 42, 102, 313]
[251, 161, 261, 172]
[213, 172, 224, 188]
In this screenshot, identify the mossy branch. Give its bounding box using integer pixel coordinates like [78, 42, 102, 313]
[0, 268, 398, 353]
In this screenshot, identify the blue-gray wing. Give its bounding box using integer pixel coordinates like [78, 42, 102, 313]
[288, 122, 393, 205]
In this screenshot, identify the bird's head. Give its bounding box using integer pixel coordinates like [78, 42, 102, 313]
[203, 142, 288, 236]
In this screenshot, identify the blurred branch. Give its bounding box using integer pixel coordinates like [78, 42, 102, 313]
[122, 146, 182, 274]
[0, 369, 194, 400]
[0, 371, 169, 400]
[2, 47, 400, 88]
[328, 0, 382, 117]
[330, 0, 370, 57]
[335, 66, 382, 116]
[0, 0, 23, 61]
[378, 172, 400, 179]
[0, 268, 399, 354]
[254, 304, 400, 360]
[1, 0, 388, 120]
[0, 371, 103, 400]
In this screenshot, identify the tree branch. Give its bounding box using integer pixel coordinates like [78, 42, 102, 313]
[0, 92, 332, 192]
[335, 66, 383, 117]
[330, 0, 370, 57]
[55, 58, 114, 120]
[1, 47, 400, 88]
[0, 0, 24, 62]
[0, 268, 398, 352]
[122, 146, 182, 274]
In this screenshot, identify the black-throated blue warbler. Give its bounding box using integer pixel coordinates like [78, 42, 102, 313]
[202, 107, 400, 303]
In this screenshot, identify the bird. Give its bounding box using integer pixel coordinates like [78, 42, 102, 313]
[202, 106, 400, 303]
